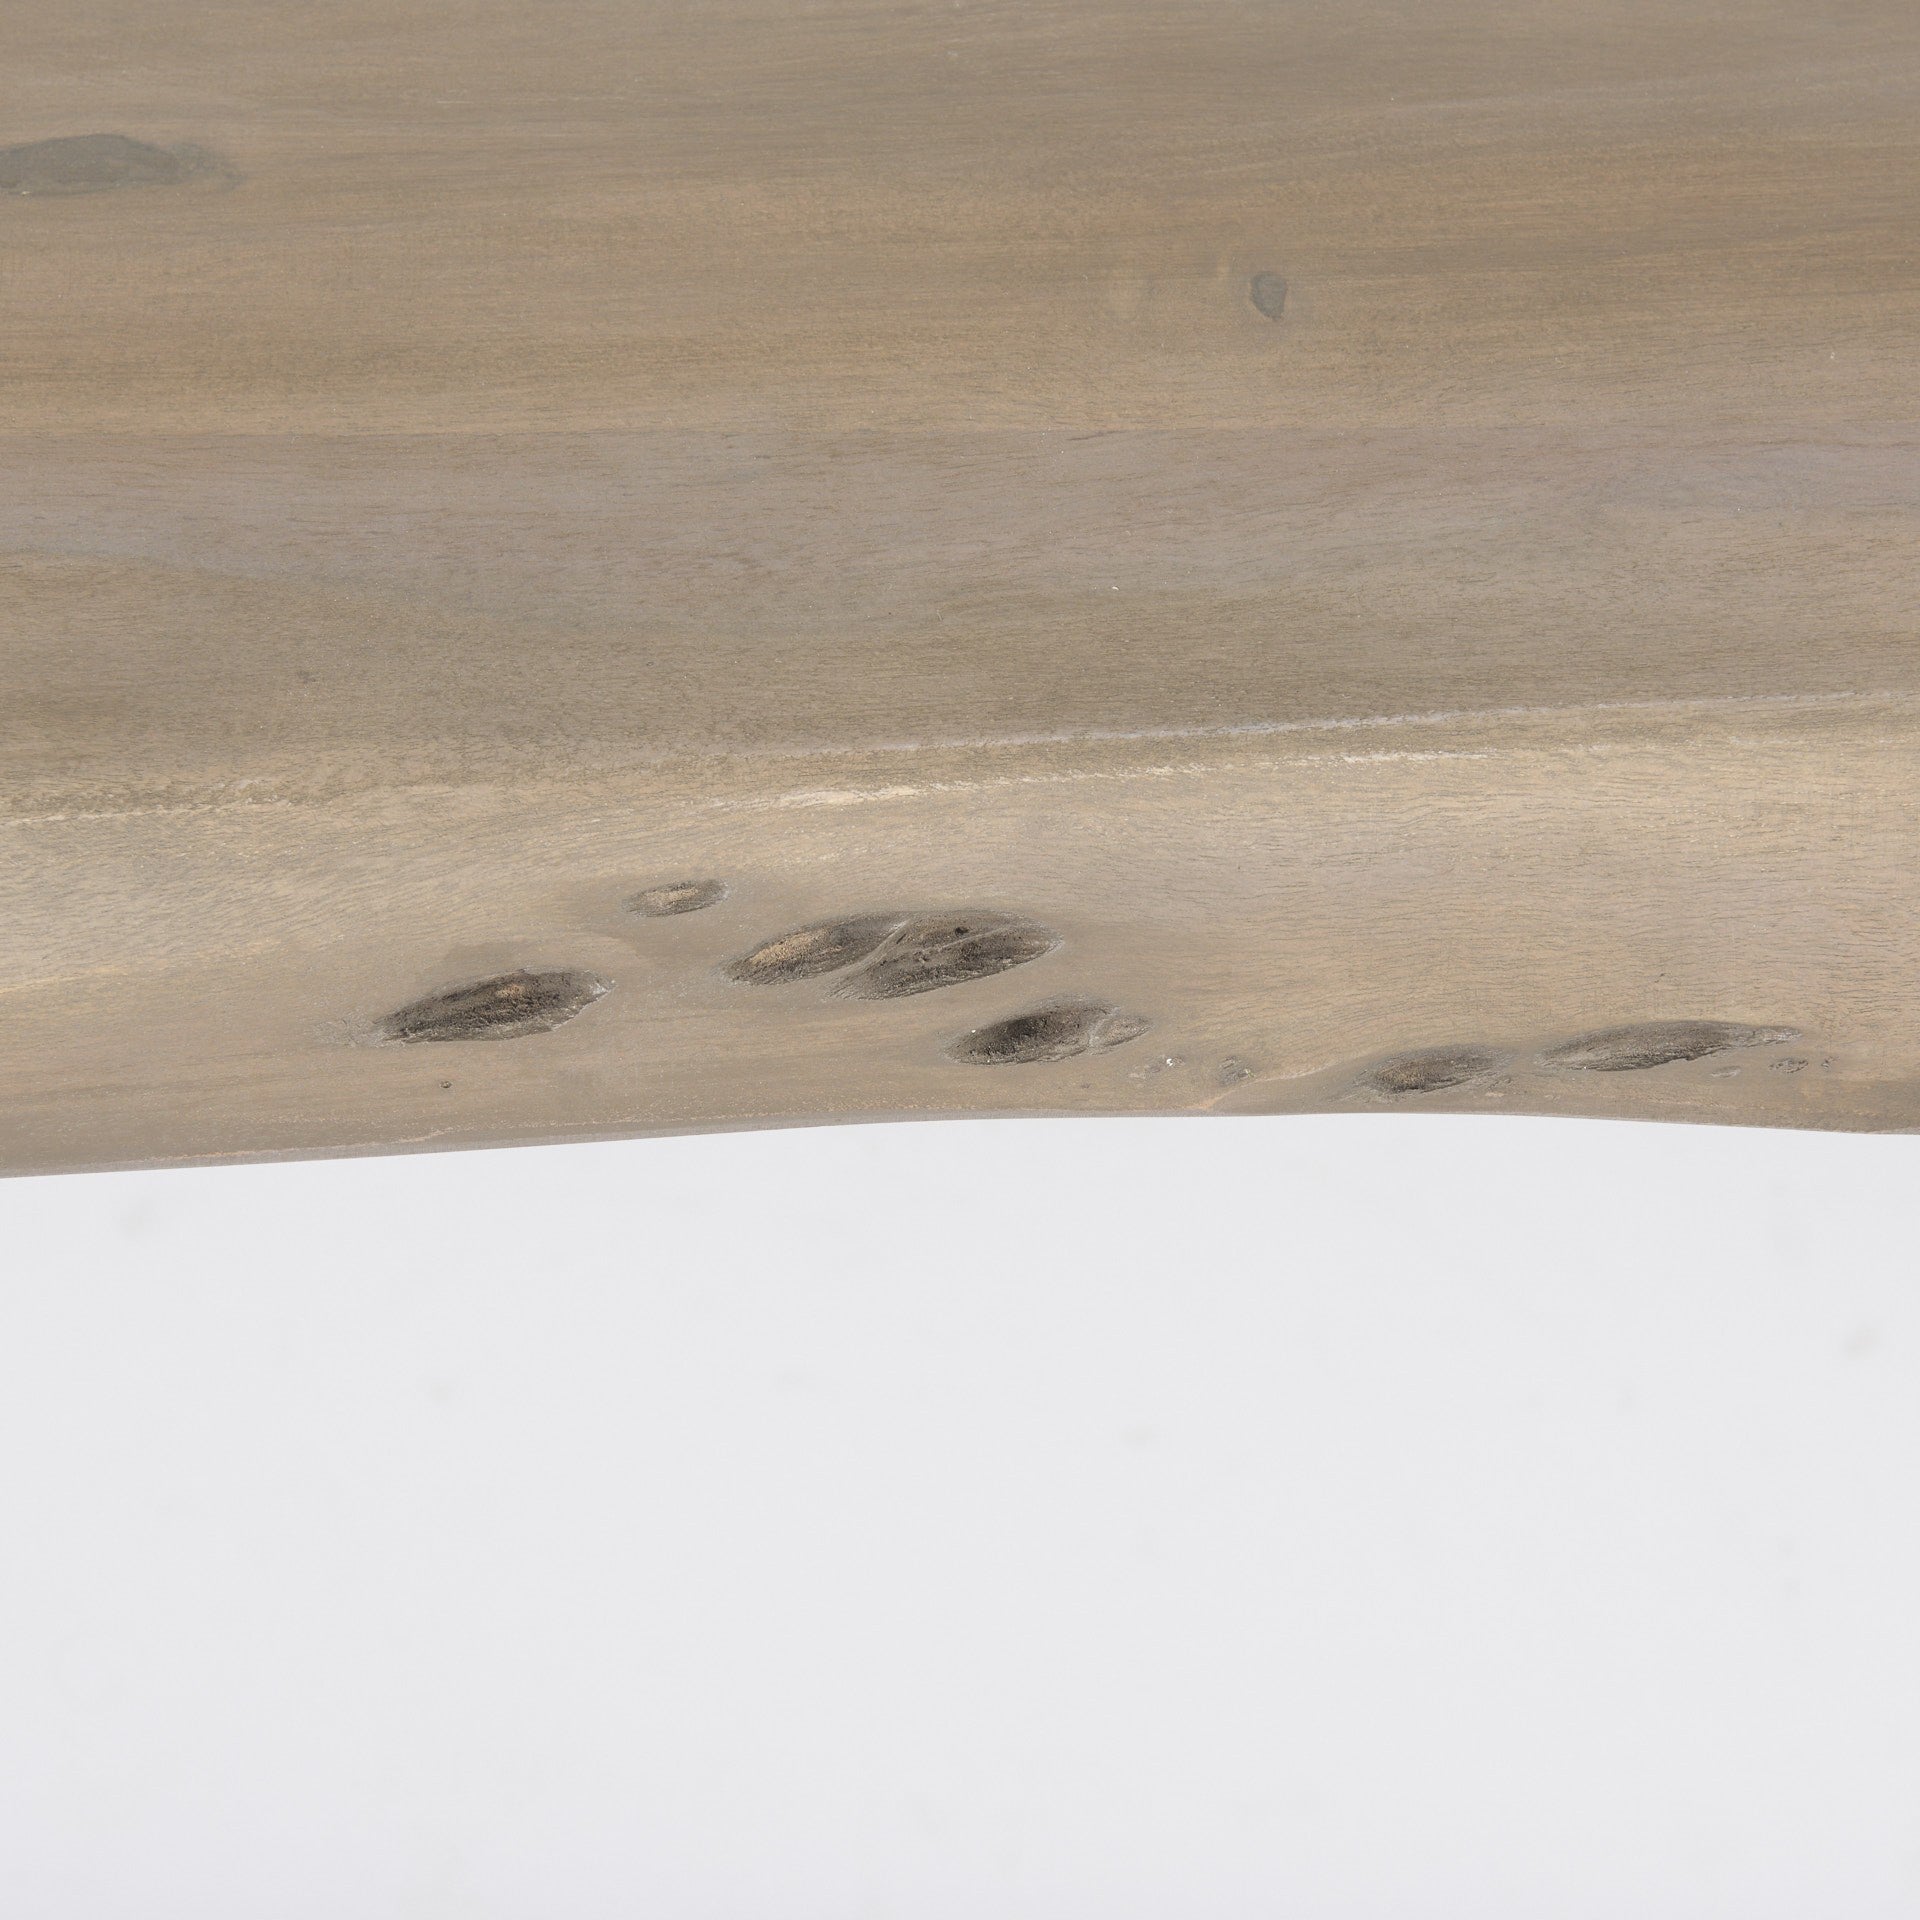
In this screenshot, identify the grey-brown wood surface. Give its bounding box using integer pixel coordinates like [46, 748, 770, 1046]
[4, 0, 1917, 1171]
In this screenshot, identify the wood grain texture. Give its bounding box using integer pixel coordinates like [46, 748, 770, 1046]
[3, 0, 1917, 1171]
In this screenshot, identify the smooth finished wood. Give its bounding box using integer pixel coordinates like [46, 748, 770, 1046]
[3, 0, 1917, 1172]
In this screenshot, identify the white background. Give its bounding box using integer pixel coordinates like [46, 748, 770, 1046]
[1, 1115, 1916, 1919]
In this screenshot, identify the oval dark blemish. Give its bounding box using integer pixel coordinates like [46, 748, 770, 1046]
[629, 878, 727, 918]
[946, 999, 1150, 1067]
[1542, 1019, 1797, 1073]
[833, 913, 1057, 1000]
[378, 969, 609, 1044]
[1249, 271, 1288, 321]
[1359, 1045, 1504, 1098]
[724, 913, 908, 985]
[0, 134, 230, 197]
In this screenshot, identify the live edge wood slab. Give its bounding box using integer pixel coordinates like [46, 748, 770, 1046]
[3, 0, 1918, 1172]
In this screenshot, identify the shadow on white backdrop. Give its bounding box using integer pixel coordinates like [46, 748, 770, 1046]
[1, 1115, 1916, 1918]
